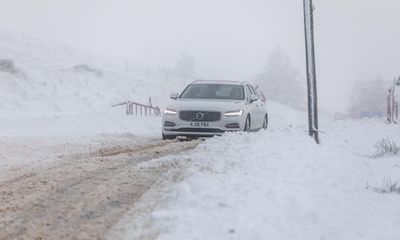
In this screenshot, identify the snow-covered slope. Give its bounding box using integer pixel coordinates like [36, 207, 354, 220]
[0, 31, 189, 137]
[0, 31, 184, 120]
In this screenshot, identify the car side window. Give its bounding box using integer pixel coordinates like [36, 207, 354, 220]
[250, 85, 259, 99]
[246, 85, 251, 94]
[247, 84, 258, 100]
[254, 85, 266, 103]
[245, 85, 253, 102]
[246, 85, 254, 95]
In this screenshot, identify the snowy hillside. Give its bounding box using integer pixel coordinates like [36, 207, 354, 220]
[0, 31, 185, 119]
[0, 31, 190, 137]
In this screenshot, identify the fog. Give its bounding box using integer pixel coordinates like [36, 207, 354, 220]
[1, 0, 400, 112]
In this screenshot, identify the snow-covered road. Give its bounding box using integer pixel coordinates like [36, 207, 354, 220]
[0, 136, 199, 239]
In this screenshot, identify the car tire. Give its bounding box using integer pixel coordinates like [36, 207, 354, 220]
[162, 134, 175, 140]
[262, 114, 268, 130]
[244, 115, 251, 132]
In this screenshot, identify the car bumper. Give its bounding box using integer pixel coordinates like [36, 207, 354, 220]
[162, 114, 245, 137]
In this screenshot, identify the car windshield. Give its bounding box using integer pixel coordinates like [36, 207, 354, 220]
[180, 84, 245, 100]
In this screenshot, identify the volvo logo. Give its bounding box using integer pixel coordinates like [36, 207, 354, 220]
[196, 112, 204, 120]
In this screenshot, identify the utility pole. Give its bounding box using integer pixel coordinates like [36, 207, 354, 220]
[303, 0, 320, 144]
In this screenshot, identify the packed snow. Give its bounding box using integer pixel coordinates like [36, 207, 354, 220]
[113, 102, 400, 240]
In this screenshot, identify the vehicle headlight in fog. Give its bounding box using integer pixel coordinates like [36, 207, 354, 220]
[164, 108, 177, 116]
[224, 110, 244, 117]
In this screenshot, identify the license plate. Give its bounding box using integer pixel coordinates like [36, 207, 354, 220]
[189, 122, 210, 127]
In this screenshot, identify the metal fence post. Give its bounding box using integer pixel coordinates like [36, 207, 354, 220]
[303, 0, 320, 144]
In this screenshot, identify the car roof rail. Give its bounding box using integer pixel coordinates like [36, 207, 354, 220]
[191, 79, 249, 85]
[191, 79, 203, 84]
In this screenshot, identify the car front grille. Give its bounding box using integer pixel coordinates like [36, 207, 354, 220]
[169, 128, 225, 133]
[179, 111, 221, 122]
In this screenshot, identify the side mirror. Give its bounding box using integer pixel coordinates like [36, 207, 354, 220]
[249, 95, 258, 103]
[170, 92, 179, 100]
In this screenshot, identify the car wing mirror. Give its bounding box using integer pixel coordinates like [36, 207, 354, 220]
[249, 95, 257, 103]
[170, 92, 179, 100]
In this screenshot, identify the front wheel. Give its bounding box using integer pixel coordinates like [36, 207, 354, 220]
[244, 115, 251, 132]
[262, 114, 268, 130]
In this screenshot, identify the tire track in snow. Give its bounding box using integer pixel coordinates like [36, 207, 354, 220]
[0, 139, 199, 239]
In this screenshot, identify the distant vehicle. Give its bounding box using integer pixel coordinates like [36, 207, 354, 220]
[348, 80, 388, 119]
[162, 80, 268, 140]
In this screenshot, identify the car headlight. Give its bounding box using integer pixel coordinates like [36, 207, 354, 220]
[224, 110, 244, 117]
[164, 108, 177, 116]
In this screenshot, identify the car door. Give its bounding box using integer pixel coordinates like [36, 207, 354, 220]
[245, 84, 262, 129]
[250, 84, 266, 128]
[252, 84, 266, 128]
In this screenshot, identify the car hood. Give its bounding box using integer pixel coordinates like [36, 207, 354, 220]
[167, 99, 244, 111]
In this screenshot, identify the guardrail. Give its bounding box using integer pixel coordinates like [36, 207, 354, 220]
[112, 98, 161, 116]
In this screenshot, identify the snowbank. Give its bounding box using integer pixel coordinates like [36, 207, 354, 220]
[117, 108, 400, 240]
[150, 118, 400, 240]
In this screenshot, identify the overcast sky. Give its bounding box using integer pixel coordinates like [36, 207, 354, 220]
[1, 0, 400, 112]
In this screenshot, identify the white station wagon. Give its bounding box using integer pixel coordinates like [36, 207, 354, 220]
[162, 80, 268, 140]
